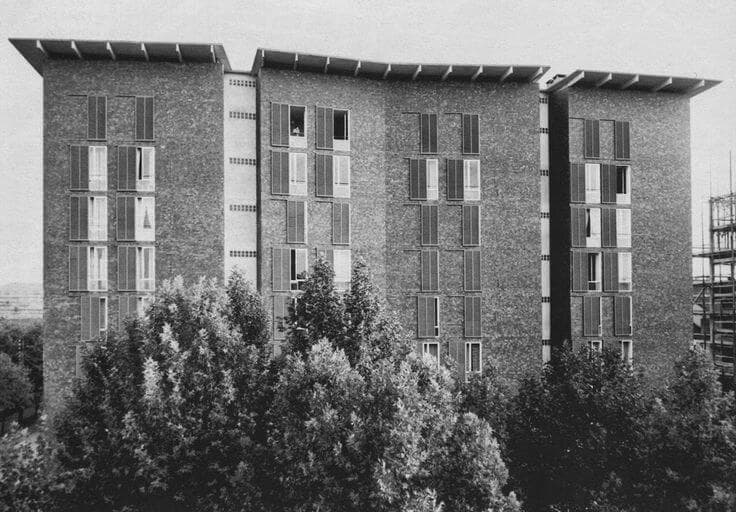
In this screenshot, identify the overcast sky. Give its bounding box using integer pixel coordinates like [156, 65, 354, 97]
[0, 0, 734, 286]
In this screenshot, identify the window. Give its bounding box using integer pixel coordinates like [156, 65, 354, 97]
[290, 248, 308, 290]
[420, 113, 438, 154]
[273, 295, 290, 340]
[333, 249, 351, 291]
[89, 197, 108, 241]
[464, 296, 482, 338]
[333, 109, 350, 151]
[88, 247, 107, 291]
[80, 295, 107, 342]
[286, 201, 307, 244]
[136, 147, 155, 192]
[421, 205, 438, 246]
[614, 121, 630, 160]
[426, 159, 439, 200]
[585, 208, 601, 247]
[621, 340, 633, 367]
[583, 296, 602, 336]
[422, 342, 440, 369]
[289, 105, 306, 148]
[462, 114, 480, 154]
[616, 209, 631, 247]
[417, 296, 439, 338]
[583, 119, 600, 158]
[289, 153, 307, 196]
[618, 252, 632, 291]
[137, 296, 153, 317]
[420, 250, 439, 292]
[135, 96, 154, 141]
[464, 160, 481, 201]
[585, 164, 600, 203]
[463, 205, 480, 246]
[616, 166, 630, 204]
[88, 146, 107, 191]
[615, 296, 632, 336]
[409, 159, 438, 200]
[588, 340, 602, 353]
[334, 156, 350, 198]
[137, 247, 155, 291]
[135, 197, 156, 242]
[87, 96, 106, 140]
[587, 252, 601, 291]
[464, 249, 481, 291]
[465, 342, 481, 375]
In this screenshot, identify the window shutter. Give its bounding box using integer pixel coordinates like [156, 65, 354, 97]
[600, 164, 616, 204]
[464, 249, 481, 291]
[583, 296, 601, 336]
[421, 205, 438, 246]
[333, 203, 350, 245]
[297, 201, 306, 243]
[570, 163, 585, 203]
[316, 154, 334, 197]
[69, 246, 88, 291]
[271, 151, 290, 195]
[70, 146, 89, 190]
[287, 201, 306, 244]
[80, 296, 91, 341]
[420, 113, 438, 154]
[447, 159, 464, 200]
[417, 296, 427, 338]
[70, 197, 80, 240]
[462, 114, 479, 154]
[603, 252, 619, 292]
[144, 97, 154, 140]
[119, 295, 136, 327]
[118, 246, 134, 291]
[135, 97, 145, 141]
[117, 146, 137, 191]
[117, 197, 133, 241]
[421, 250, 439, 292]
[409, 159, 427, 200]
[316, 106, 334, 150]
[584, 119, 600, 158]
[70, 196, 89, 241]
[97, 96, 107, 139]
[273, 295, 289, 340]
[88, 96, 97, 140]
[341, 204, 349, 244]
[89, 296, 100, 340]
[601, 209, 617, 248]
[615, 121, 630, 160]
[271, 103, 289, 147]
[465, 296, 481, 337]
[615, 296, 632, 335]
[463, 205, 480, 246]
[273, 248, 292, 292]
[571, 207, 586, 247]
[571, 251, 587, 292]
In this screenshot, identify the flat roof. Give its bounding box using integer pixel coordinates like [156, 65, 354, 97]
[544, 69, 720, 97]
[251, 48, 550, 83]
[9, 38, 231, 75]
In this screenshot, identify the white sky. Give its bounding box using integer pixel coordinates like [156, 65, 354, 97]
[0, 0, 734, 285]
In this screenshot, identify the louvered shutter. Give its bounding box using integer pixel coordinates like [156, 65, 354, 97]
[584, 119, 600, 158]
[118, 246, 136, 291]
[464, 249, 481, 291]
[615, 296, 632, 335]
[409, 159, 427, 200]
[603, 253, 619, 292]
[70, 146, 89, 190]
[88, 96, 106, 139]
[462, 114, 479, 154]
[571, 208, 586, 247]
[600, 164, 616, 204]
[615, 121, 630, 160]
[270, 151, 288, 195]
[333, 203, 350, 245]
[69, 246, 88, 291]
[571, 251, 587, 292]
[80, 296, 91, 341]
[570, 163, 585, 203]
[417, 296, 427, 338]
[286, 202, 296, 243]
[144, 97, 154, 140]
[463, 205, 480, 246]
[447, 159, 464, 200]
[421, 250, 439, 292]
[583, 296, 601, 336]
[316, 106, 334, 150]
[118, 146, 138, 191]
[272, 248, 290, 291]
[70, 196, 89, 241]
[116, 197, 134, 241]
[89, 297, 100, 340]
[421, 205, 438, 246]
[316, 154, 334, 197]
[271, 103, 290, 147]
[469, 343, 481, 371]
[97, 96, 107, 139]
[601, 209, 617, 248]
[465, 296, 481, 337]
[135, 97, 145, 140]
[119, 295, 137, 327]
[420, 114, 438, 153]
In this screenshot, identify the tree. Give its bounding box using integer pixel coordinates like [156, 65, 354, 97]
[0, 353, 33, 425]
[0, 320, 43, 412]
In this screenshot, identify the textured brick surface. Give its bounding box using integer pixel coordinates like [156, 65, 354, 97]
[43, 60, 224, 414]
[549, 87, 692, 382]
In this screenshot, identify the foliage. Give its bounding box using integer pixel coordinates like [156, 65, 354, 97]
[0, 353, 33, 419]
[0, 320, 43, 408]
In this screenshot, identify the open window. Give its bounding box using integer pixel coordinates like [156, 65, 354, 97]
[464, 160, 481, 201]
[588, 339, 602, 353]
[621, 340, 633, 367]
[585, 163, 600, 203]
[137, 296, 153, 317]
[616, 209, 631, 248]
[616, 166, 630, 204]
[333, 109, 350, 151]
[136, 147, 155, 191]
[618, 252, 632, 291]
[135, 197, 156, 242]
[289, 153, 307, 196]
[426, 159, 439, 200]
[88, 246, 108, 291]
[88, 146, 107, 191]
[422, 342, 440, 369]
[334, 156, 351, 198]
[585, 208, 601, 247]
[333, 249, 351, 291]
[289, 105, 306, 148]
[290, 248, 308, 291]
[587, 252, 601, 291]
[89, 196, 108, 241]
[465, 342, 482, 375]
[137, 247, 155, 292]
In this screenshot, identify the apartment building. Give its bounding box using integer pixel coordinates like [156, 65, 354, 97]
[11, 38, 719, 413]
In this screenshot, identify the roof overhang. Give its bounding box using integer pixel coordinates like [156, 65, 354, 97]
[544, 69, 720, 98]
[9, 38, 231, 75]
[252, 49, 550, 83]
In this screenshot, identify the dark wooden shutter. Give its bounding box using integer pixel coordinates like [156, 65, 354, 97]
[333, 203, 350, 245]
[571, 207, 586, 247]
[615, 296, 632, 335]
[271, 103, 290, 147]
[118, 246, 136, 291]
[316, 154, 334, 197]
[119, 295, 137, 327]
[316, 106, 334, 150]
[417, 296, 427, 338]
[70, 196, 89, 241]
[97, 96, 106, 139]
[464, 249, 481, 291]
[583, 296, 601, 336]
[421, 205, 438, 246]
[70, 146, 89, 190]
[271, 151, 289, 195]
[287, 201, 306, 243]
[583, 119, 600, 158]
[603, 252, 619, 292]
[135, 97, 153, 140]
[421, 250, 439, 292]
[615, 121, 630, 160]
[80, 296, 91, 341]
[272, 248, 290, 291]
[88, 96, 106, 139]
[69, 246, 88, 291]
[409, 159, 428, 200]
[463, 205, 480, 246]
[447, 159, 464, 200]
[601, 209, 617, 248]
[89, 297, 100, 340]
[462, 114, 479, 154]
[570, 163, 585, 203]
[117, 146, 137, 191]
[600, 164, 616, 204]
[571, 251, 588, 292]
[144, 97, 154, 140]
[465, 296, 481, 337]
[420, 113, 438, 153]
[116, 196, 135, 241]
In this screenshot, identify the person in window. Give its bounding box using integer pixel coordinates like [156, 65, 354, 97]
[291, 125, 302, 136]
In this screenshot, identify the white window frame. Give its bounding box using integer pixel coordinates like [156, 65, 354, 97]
[289, 152, 308, 196]
[586, 208, 601, 247]
[88, 196, 108, 241]
[290, 248, 308, 291]
[289, 105, 307, 148]
[136, 247, 155, 292]
[137, 295, 153, 317]
[618, 252, 632, 291]
[333, 249, 351, 291]
[432, 297, 440, 337]
[621, 339, 633, 367]
[88, 246, 108, 291]
[333, 155, 351, 198]
[585, 163, 600, 203]
[616, 209, 631, 248]
[588, 339, 602, 353]
[616, 165, 631, 205]
[426, 159, 439, 200]
[588, 252, 601, 291]
[333, 109, 350, 152]
[135, 197, 156, 242]
[99, 297, 108, 337]
[136, 147, 155, 192]
[88, 145, 107, 191]
[464, 341, 482, 375]
[463, 159, 481, 201]
[422, 341, 440, 369]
